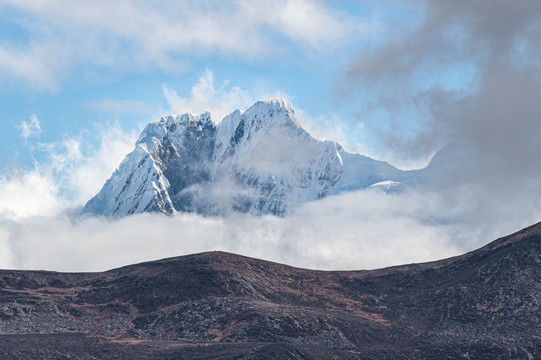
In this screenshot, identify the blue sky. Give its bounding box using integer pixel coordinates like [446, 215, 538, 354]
[1, 1, 541, 271]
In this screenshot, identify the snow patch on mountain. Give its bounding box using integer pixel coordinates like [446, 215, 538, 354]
[83, 99, 415, 217]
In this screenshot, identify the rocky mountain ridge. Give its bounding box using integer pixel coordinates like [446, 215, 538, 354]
[0, 221, 540, 358]
[83, 99, 413, 217]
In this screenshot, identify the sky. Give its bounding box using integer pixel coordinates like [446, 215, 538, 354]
[0, 0, 541, 272]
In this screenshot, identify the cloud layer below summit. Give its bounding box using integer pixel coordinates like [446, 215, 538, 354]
[2, 183, 540, 272]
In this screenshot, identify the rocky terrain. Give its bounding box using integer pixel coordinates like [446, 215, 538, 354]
[83, 99, 413, 217]
[0, 222, 540, 358]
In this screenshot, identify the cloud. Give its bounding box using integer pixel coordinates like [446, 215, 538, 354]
[163, 69, 286, 122]
[162, 69, 354, 158]
[1, 184, 539, 272]
[295, 109, 371, 159]
[0, 42, 65, 91]
[324, 0, 541, 270]
[19, 114, 42, 139]
[342, 0, 541, 170]
[0, 191, 467, 271]
[238, 0, 365, 51]
[0, 170, 62, 220]
[0, 1, 371, 91]
[1, 122, 138, 219]
[66, 124, 138, 204]
[85, 98, 155, 116]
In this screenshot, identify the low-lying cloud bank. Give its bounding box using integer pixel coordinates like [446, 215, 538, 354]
[1, 184, 540, 272]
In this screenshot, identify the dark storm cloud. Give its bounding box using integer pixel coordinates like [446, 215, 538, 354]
[344, 0, 541, 171]
[340, 0, 541, 245]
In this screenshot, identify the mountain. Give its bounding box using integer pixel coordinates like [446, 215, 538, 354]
[83, 99, 413, 217]
[0, 222, 540, 359]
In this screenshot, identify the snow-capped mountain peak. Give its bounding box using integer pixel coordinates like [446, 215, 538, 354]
[137, 112, 213, 154]
[83, 99, 411, 217]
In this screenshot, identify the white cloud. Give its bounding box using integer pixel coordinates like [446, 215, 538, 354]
[85, 98, 154, 115]
[0, 195, 451, 271]
[1, 185, 539, 272]
[294, 109, 373, 159]
[19, 114, 42, 139]
[66, 125, 137, 204]
[0, 1, 371, 91]
[163, 69, 286, 122]
[0, 42, 65, 91]
[2, 122, 138, 220]
[238, 0, 363, 50]
[0, 170, 62, 219]
[44, 138, 83, 174]
[41, 124, 137, 206]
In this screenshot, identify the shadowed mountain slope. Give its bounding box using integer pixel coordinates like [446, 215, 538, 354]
[0, 222, 540, 358]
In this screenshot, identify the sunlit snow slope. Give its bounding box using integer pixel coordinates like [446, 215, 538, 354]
[83, 99, 413, 217]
